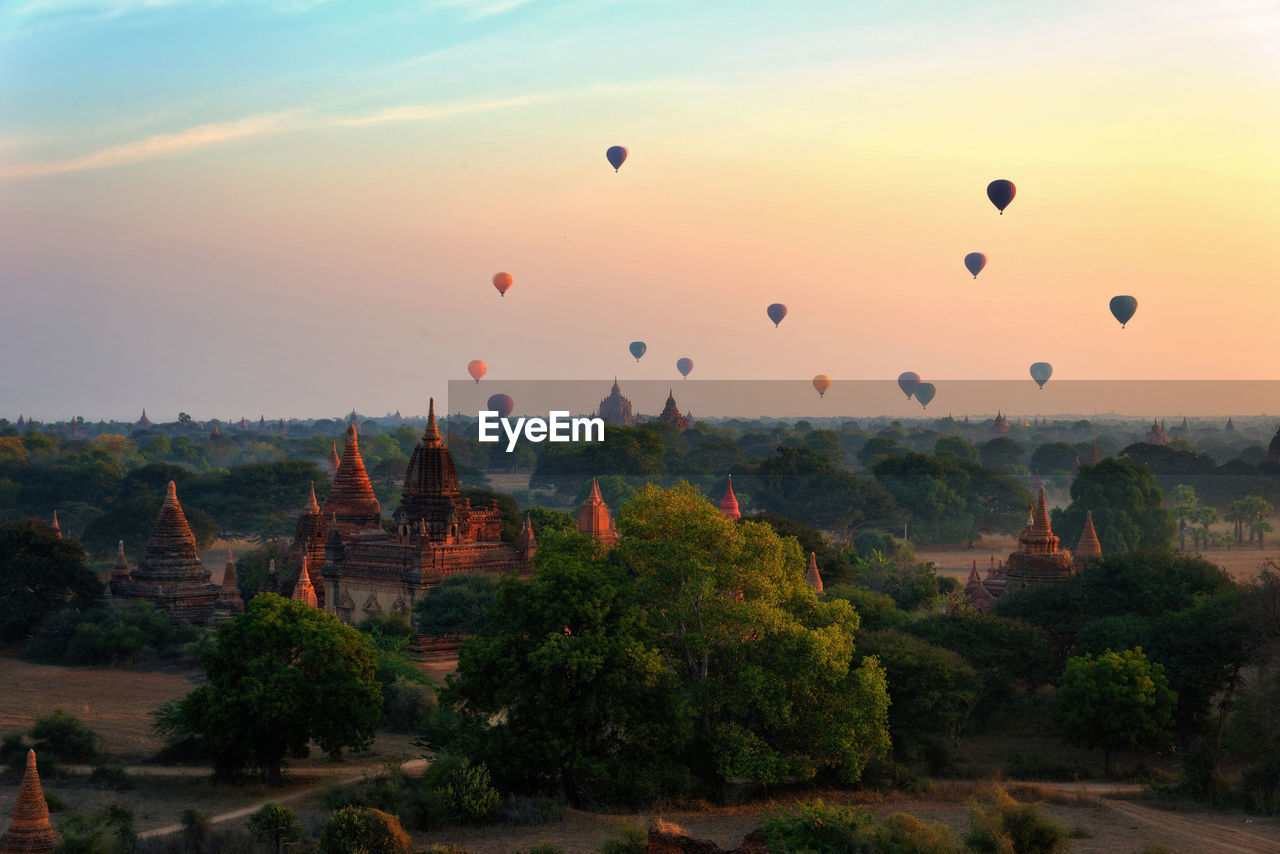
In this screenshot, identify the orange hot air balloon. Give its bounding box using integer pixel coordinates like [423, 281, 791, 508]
[812, 375, 831, 398]
[467, 360, 487, 383]
[492, 272, 513, 297]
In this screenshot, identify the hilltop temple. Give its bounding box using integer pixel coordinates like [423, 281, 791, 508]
[596, 380, 637, 426]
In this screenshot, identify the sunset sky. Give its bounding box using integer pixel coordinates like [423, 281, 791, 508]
[2, 1, 1279, 422]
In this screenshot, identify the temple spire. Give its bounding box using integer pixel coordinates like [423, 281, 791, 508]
[1032, 487, 1052, 534]
[291, 555, 317, 607]
[720, 475, 741, 521]
[0, 750, 62, 853]
[1074, 511, 1103, 569]
[806, 552, 824, 594]
[305, 482, 319, 513]
[424, 397, 441, 444]
[51, 511, 60, 539]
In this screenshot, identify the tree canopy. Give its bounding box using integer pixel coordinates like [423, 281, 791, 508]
[0, 518, 100, 640]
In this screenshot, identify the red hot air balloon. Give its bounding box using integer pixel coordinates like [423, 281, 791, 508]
[812, 375, 831, 398]
[486, 393, 514, 419]
[606, 146, 628, 171]
[964, 252, 987, 278]
[676, 357, 694, 378]
[467, 360, 487, 383]
[492, 272, 513, 297]
[766, 303, 788, 327]
[898, 372, 921, 399]
[987, 179, 1016, 214]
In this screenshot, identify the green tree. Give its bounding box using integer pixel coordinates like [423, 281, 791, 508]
[1051, 458, 1176, 552]
[1053, 648, 1176, 776]
[247, 803, 306, 854]
[977, 437, 1026, 471]
[1171, 484, 1200, 551]
[317, 807, 411, 854]
[0, 518, 99, 640]
[934, 435, 979, 464]
[154, 594, 382, 786]
[412, 573, 498, 637]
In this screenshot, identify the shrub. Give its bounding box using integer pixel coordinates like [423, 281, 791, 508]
[26, 601, 203, 668]
[420, 754, 500, 825]
[760, 800, 964, 853]
[1004, 750, 1091, 782]
[965, 787, 1069, 854]
[56, 804, 138, 854]
[247, 802, 306, 849]
[44, 791, 67, 812]
[30, 709, 100, 763]
[316, 806, 412, 854]
[88, 763, 133, 790]
[1240, 755, 1280, 815]
[599, 820, 647, 854]
[495, 794, 567, 825]
[383, 677, 436, 733]
[180, 807, 212, 849]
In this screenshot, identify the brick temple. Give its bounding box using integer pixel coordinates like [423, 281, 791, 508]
[0, 751, 61, 854]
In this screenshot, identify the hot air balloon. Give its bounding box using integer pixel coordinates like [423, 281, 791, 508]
[1030, 362, 1053, 389]
[492, 272, 513, 297]
[766, 303, 788, 327]
[987, 180, 1016, 214]
[914, 382, 936, 409]
[1109, 295, 1138, 328]
[486, 393, 513, 419]
[606, 146, 628, 172]
[676, 357, 694, 378]
[898, 372, 921, 399]
[467, 360, 487, 383]
[629, 341, 647, 362]
[964, 252, 987, 278]
[812, 375, 831, 398]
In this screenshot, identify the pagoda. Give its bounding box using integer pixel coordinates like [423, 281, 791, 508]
[291, 554, 318, 607]
[1004, 487, 1075, 594]
[1267, 425, 1280, 463]
[114, 481, 219, 624]
[719, 475, 741, 520]
[313, 400, 527, 626]
[108, 540, 131, 596]
[1073, 511, 1103, 569]
[517, 514, 537, 562]
[0, 751, 61, 854]
[988, 412, 1010, 436]
[1144, 419, 1170, 446]
[805, 552, 824, 594]
[136, 409, 153, 429]
[287, 483, 328, 608]
[596, 379, 636, 426]
[656, 389, 691, 430]
[214, 549, 244, 618]
[963, 561, 996, 613]
[327, 440, 341, 474]
[577, 478, 618, 547]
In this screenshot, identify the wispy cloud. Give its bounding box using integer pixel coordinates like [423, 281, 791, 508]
[430, 0, 536, 22]
[0, 93, 554, 181]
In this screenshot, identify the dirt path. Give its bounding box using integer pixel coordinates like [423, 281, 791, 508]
[1105, 799, 1280, 853]
[135, 758, 428, 839]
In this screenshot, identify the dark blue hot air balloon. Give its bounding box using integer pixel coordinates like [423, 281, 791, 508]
[1109, 295, 1138, 328]
[1030, 362, 1053, 389]
[606, 145, 628, 172]
[898, 372, 921, 399]
[486, 393, 514, 419]
[964, 252, 987, 278]
[914, 382, 936, 409]
[987, 179, 1016, 214]
[676, 357, 694, 378]
[766, 303, 788, 327]
[629, 341, 647, 362]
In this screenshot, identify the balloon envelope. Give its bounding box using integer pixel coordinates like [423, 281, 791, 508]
[1030, 362, 1053, 389]
[629, 341, 647, 361]
[1109, 295, 1138, 328]
[964, 252, 987, 278]
[492, 272, 513, 296]
[486, 394, 514, 419]
[467, 360, 487, 383]
[606, 145, 628, 171]
[766, 303, 788, 327]
[898, 372, 921, 399]
[676, 357, 694, 378]
[987, 179, 1016, 213]
[812, 375, 831, 398]
[914, 382, 936, 409]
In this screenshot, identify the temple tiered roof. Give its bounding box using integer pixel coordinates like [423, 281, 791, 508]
[0, 751, 62, 854]
[1074, 511, 1103, 568]
[577, 479, 618, 546]
[114, 481, 219, 623]
[719, 475, 741, 520]
[322, 425, 381, 528]
[291, 555, 317, 607]
[805, 552, 824, 594]
[596, 379, 636, 426]
[396, 399, 464, 534]
[656, 390, 691, 430]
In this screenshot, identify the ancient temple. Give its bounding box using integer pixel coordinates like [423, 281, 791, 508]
[214, 549, 244, 618]
[0, 751, 61, 854]
[1144, 419, 1170, 446]
[327, 441, 341, 474]
[288, 483, 328, 609]
[113, 481, 219, 624]
[291, 554, 318, 607]
[596, 380, 637, 427]
[719, 475, 741, 520]
[1226, 417, 1235, 433]
[313, 400, 528, 627]
[656, 389, 692, 430]
[50, 511, 60, 540]
[1074, 511, 1103, 569]
[963, 561, 996, 613]
[136, 409, 153, 429]
[517, 514, 537, 562]
[108, 540, 131, 596]
[577, 478, 618, 547]
[1082, 442, 1102, 466]
[1003, 488, 1075, 594]
[805, 552, 824, 594]
[988, 412, 1010, 436]
[1267, 425, 1280, 463]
